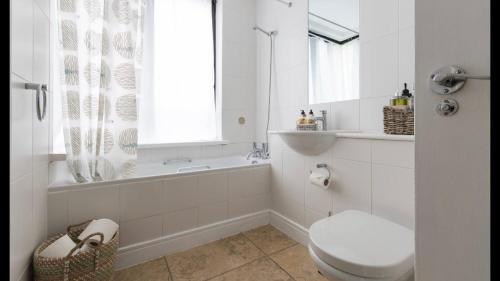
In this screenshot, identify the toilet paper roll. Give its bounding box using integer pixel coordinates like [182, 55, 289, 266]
[78, 218, 119, 245]
[309, 172, 330, 189]
[40, 234, 79, 258]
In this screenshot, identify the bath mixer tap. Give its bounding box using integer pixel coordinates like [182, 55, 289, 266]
[246, 142, 269, 160]
[315, 110, 327, 131]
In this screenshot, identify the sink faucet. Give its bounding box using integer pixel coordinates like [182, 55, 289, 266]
[314, 110, 327, 131]
[246, 142, 269, 160]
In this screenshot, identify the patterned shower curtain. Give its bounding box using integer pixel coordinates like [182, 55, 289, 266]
[58, 0, 145, 182]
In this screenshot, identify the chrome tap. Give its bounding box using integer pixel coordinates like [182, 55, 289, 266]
[246, 142, 269, 160]
[314, 110, 327, 131]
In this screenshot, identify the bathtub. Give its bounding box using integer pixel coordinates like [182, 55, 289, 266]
[47, 155, 271, 269]
[49, 155, 269, 190]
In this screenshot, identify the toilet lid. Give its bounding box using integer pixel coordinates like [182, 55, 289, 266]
[309, 210, 414, 279]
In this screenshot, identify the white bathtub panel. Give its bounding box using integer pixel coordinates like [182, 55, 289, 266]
[68, 185, 119, 224]
[47, 192, 68, 236]
[119, 215, 163, 247]
[163, 176, 198, 213]
[228, 193, 269, 219]
[198, 201, 228, 226]
[196, 173, 228, 204]
[163, 208, 198, 235]
[119, 180, 164, 221]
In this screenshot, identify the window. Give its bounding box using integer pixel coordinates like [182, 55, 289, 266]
[139, 0, 218, 144]
[50, 0, 218, 153]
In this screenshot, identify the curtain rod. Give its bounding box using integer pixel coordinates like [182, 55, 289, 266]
[275, 0, 292, 7]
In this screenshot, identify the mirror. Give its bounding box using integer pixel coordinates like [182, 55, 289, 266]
[308, 0, 360, 104]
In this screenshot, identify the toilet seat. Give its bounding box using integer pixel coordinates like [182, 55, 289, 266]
[309, 210, 414, 280]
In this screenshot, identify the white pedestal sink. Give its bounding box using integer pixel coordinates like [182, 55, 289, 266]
[269, 130, 358, 156]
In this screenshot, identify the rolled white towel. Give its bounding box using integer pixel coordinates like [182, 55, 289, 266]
[78, 218, 119, 251]
[40, 234, 79, 258]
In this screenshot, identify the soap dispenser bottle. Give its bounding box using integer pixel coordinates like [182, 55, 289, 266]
[401, 83, 414, 112]
[308, 110, 316, 124]
[297, 110, 307, 125]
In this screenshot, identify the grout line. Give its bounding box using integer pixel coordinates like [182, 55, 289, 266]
[163, 256, 175, 281]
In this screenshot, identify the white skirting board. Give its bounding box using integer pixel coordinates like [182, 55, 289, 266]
[115, 209, 310, 270]
[115, 210, 270, 270]
[269, 210, 310, 246]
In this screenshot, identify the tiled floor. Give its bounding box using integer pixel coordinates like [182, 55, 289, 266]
[113, 224, 328, 281]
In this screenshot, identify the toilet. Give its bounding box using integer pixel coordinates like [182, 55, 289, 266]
[308, 210, 414, 281]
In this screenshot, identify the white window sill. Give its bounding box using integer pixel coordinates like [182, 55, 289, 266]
[49, 140, 231, 161]
[138, 140, 230, 149]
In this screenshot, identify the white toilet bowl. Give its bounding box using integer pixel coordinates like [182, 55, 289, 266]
[308, 210, 414, 281]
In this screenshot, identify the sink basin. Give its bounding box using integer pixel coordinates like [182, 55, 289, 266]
[270, 130, 355, 156]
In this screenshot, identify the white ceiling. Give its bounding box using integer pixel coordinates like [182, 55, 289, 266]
[309, 0, 359, 32]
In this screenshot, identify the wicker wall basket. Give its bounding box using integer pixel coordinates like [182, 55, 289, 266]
[383, 106, 414, 135]
[33, 220, 119, 281]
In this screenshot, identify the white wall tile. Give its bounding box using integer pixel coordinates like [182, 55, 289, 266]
[33, 166, 48, 246]
[360, 34, 398, 99]
[10, 175, 34, 281]
[222, 109, 256, 143]
[119, 215, 163, 247]
[331, 159, 372, 214]
[371, 140, 415, 168]
[198, 201, 228, 226]
[68, 185, 119, 224]
[163, 208, 198, 235]
[282, 150, 306, 204]
[222, 142, 252, 156]
[34, 0, 49, 18]
[221, 75, 256, 110]
[330, 100, 360, 130]
[272, 190, 305, 226]
[119, 180, 164, 221]
[197, 173, 228, 204]
[176, 146, 201, 159]
[372, 164, 415, 229]
[398, 0, 415, 30]
[47, 191, 68, 236]
[11, 0, 33, 80]
[10, 76, 33, 182]
[305, 208, 328, 230]
[398, 27, 415, 88]
[360, 96, 392, 133]
[359, 0, 397, 43]
[163, 176, 198, 213]
[331, 138, 371, 162]
[200, 145, 223, 158]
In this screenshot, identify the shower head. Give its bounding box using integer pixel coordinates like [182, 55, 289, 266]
[253, 26, 278, 37]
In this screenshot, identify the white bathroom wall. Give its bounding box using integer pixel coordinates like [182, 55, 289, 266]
[10, 0, 50, 280]
[255, 0, 415, 138]
[254, 0, 415, 230]
[137, 0, 257, 162]
[270, 134, 415, 230]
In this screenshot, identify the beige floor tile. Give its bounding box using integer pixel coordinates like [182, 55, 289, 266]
[209, 257, 294, 281]
[242, 225, 297, 255]
[113, 258, 171, 281]
[270, 244, 328, 281]
[166, 234, 265, 281]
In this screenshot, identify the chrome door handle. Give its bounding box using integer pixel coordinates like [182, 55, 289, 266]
[430, 65, 490, 95]
[25, 83, 48, 121]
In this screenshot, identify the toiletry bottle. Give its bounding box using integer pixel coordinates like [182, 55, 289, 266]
[390, 85, 409, 107]
[297, 110, 307, 125]
[308, 110, 316, 124]
[401, 83, 415, 112]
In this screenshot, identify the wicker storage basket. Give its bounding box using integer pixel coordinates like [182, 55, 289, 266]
[33, 219, 119, 281]
[297, 123, 318, 131]
[383, 106, 414, 135]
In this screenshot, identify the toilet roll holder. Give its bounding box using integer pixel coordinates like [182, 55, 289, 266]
[310, 163, 331, 182]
